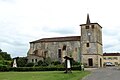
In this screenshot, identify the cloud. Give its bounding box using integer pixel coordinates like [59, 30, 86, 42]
[0, 0, 120, 57]
[103, 26, 120, 53]
[42, 26, 76, 34]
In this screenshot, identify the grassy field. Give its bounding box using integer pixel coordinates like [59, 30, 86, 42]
[0, 71, 90, 80]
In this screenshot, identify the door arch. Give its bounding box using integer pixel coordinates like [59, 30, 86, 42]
[88, 58, 93, 66]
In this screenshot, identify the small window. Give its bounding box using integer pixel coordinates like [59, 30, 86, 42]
[86, 26, 89, 29]
[75, 48, 77, 52]
[62, 45, 66, 50]
[92, 25, 94, 29]
[86, 43, 89, 47]
[32, 59, 34, 62]
[58, 49, 62, 58]
[35, 59, 37, 62]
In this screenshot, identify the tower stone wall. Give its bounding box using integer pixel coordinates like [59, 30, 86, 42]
[80, 15, 103, 67]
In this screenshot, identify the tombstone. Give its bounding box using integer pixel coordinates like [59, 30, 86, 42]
[64, 56, 72, 73]
[13, 58, 17, 68]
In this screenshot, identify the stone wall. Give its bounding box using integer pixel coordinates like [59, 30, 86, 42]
[27, 41, 80, 62]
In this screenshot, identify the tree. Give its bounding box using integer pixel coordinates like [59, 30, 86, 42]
[0, 49, 2, 52]
[37, 60, 43, 66]
[26, 62, 34, 67]
[16, 57, 28, 67]
[0, 55, 4, 60]
[37, 57, 52, 66]
[44, 57, 51, 65]
[0, 49, 11, 60]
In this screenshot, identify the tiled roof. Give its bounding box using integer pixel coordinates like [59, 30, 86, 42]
[30, 36, 80, 43]
[103, 53, 120, 56]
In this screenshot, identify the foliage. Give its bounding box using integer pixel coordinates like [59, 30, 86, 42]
[71, 60, 80, 66]
[0, 71, 90, 80]
[0, 60, 12, 67]
[0, 49, 2, 52]
[16, 57, 28, 67]
[37, 60, 43, 66]
[0, 66, 81, 72]
[43, 57, 52, 66]
[51, 61, 61, 65]
[0, 50, 11, 60]
[0, 55, 4, 60]
[26, 63, 34, 67]
[37, 57, 52, 67]
[0, 49, 12, 67]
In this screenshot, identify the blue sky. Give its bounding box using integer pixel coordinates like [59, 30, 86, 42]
[0, 0, 120, 57]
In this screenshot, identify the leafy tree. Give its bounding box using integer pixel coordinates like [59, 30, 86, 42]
[16, 57, 28, 67]
[0, 55, 4, 60]
[0, 49, 11, 60]
[0, 49, 2, 52]
[37, 60, 43, 66]
[51, 61, 61, 65]
[26, 63, 34, 67]
[44, 57, 51, 65]
[37, 57, 52, 66]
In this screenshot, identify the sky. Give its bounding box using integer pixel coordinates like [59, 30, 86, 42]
[0, 0, 120, 58]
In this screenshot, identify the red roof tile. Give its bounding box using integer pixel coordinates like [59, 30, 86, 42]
[103, 53, 120, 56]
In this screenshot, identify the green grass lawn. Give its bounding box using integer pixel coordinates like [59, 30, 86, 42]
[0, 71, 90, 80]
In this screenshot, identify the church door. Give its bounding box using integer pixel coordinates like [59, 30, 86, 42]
[100, 58, 102, 67]
[88, 58, 93, 66]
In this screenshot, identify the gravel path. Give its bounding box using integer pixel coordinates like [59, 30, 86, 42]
[82, 67, 120, 80]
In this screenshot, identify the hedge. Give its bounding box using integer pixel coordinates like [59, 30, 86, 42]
[0, 66, 81, 72]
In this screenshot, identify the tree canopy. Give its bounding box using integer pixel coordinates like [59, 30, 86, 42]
[0, 49, 11, 60]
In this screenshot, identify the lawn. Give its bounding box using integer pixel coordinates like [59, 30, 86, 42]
[0, 71, 90, 80]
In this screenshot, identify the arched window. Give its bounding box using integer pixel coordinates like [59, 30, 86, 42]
[62, 45, 66, 50]
[58, 49, 62, 58]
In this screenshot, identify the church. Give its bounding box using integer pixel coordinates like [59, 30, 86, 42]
[27, 14, 103, 68]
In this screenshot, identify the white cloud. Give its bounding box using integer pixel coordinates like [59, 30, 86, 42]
[0, 0, 120, 57]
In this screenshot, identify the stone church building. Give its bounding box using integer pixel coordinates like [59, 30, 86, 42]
[27, 14, 103, 67]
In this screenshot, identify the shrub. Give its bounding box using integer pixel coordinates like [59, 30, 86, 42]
[71, 60, 80, 66]
[16, 57, 28, 67]
[51, 61, 61, 65]
[0, 64, 8, 71]
[37, 60, 43, 66]
[0, 66, 81, 72]
[26, 63, 34, 67]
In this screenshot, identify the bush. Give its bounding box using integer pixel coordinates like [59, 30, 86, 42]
[0, 64, 8, 71]
[37, 60, 43, 66]
[51, 61, 61, 65]
[16, 57, 28, 67]
[71, 60, 80, 66]
[44, 57, 51, 65]
[0, 66, 81, 72]
[26, 63, 34, 67]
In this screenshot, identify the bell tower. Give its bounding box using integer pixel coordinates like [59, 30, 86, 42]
[80, 14, 103, 67]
